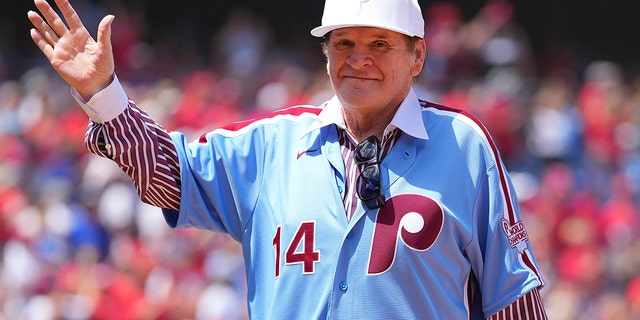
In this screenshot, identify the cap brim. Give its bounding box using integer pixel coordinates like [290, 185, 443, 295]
[310, 23, 419, 38]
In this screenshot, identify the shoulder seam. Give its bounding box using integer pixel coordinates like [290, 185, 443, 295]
[199, 105, 321, 142]
[221, 105, 322, 131]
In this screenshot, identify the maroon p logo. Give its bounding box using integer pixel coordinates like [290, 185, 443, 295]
[367, 194, 444, 274]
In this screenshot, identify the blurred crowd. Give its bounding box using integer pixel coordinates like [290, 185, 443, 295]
[1, 0, 640, 319]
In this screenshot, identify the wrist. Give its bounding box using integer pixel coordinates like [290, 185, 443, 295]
[77, 74, 115, 101]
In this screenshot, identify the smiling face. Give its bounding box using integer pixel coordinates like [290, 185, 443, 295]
[325, 27, 426, 114]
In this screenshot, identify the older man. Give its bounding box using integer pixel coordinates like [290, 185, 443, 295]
[28, 0, 546, 318]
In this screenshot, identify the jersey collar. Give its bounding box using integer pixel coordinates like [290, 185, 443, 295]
[302, 87, 429, 140]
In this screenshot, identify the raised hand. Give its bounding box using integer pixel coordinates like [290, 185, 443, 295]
[27, 0, 115, 100]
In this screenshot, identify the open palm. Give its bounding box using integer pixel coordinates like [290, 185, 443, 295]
[28, 0, 115, 99]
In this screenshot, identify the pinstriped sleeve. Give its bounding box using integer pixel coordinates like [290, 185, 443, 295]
[85, 101, 182, 210]
[75, 77, 182, 211]
[85, 101, 180, 210]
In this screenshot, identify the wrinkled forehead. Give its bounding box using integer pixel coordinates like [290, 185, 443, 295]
[327, 26, 411, 41]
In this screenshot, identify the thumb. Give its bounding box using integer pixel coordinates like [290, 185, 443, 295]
[96, 15, 115, 52]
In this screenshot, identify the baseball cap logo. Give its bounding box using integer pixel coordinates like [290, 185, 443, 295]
[356, 0, 370, 15]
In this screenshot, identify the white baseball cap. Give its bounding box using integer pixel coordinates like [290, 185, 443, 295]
[310, 0, 425, 38]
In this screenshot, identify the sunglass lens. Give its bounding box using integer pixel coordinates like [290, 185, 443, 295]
[359, 165, 380, 198]
[360, 164, 378, 180]
[355, 141, 377, 162]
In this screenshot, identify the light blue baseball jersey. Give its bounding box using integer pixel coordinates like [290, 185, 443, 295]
[162, 88, 544, 319]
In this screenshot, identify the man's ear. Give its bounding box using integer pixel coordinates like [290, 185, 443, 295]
[411, 39, 427, 77]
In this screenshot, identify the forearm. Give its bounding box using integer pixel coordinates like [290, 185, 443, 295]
[73, 75, 182, 210]
[85, 101, 181, 210]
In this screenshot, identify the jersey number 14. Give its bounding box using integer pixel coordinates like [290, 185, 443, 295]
[272, 222, 320, 277]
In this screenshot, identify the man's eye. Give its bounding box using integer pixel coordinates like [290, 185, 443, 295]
[335, 40, 352, 47]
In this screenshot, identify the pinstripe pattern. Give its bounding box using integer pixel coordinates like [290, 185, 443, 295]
[488, 288, 547, 320]
[85, 101, 182, 210]
[339, 130, 358, 218]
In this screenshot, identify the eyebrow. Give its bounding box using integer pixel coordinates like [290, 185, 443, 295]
[331, 28, 393, 39]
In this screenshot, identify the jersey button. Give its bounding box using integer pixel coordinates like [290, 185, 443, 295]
[346, 232, 354, 239]
[339, 281, 348, 292]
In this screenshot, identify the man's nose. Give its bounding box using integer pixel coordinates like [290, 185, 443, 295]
[346, 46, 373, 69]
